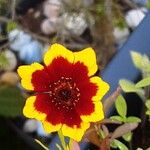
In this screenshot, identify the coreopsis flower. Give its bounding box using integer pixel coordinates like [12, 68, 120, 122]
[17, 44, 109, 141]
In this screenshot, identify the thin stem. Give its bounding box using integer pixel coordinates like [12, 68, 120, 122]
[58, 129, 67, 150]
[35, 139, 49, 150]
[11, 0, 16, 20]
[69, 138, 73, 150]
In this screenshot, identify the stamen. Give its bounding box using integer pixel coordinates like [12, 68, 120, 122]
[49, 76, 81, 110]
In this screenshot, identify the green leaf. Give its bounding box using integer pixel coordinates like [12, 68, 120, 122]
[126, 117, 141, 123]
[110, 116, 124, 122]
[135, 77, 150, 88]
[146, 147, 150, 150]
[119, 79, 139, 92]
[7, 20, 17, 32]
[0, 52, 9, 69]
[0, 85, 24, 117]
[146, 0, 150, 8]
[130, 51, 143, 69]
[145, 100, 150, 109]
[119, 79, 145, 100]
[146, 110, 150, 116]
[122, 132, 133, 142]
[111, 139, 129, 150]
[115, 95, 127, 118]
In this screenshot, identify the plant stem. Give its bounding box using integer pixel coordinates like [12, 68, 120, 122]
[58, 129, 67, 150]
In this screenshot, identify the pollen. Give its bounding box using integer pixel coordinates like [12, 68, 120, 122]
[49, 76, 80, 110]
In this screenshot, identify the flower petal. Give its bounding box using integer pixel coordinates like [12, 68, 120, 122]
[74, 48, 98, 76]
[90, 76, 110, 101]
[44, 43, 74, 66]
[17, 63, 44, 90]
[81, 101, 104, 122]
[42, 120, 62, 133]
[23, 96, 46, 121]
[62, 122, 90, 142]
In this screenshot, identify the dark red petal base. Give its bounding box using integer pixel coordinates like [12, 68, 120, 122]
[32, 57, 98, 127]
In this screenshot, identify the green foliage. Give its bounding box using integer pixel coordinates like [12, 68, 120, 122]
[95, 1, 105, 16]
[119, 79, 145, 100]
[56, 143, 62, 150]
[115, 95, 127, 118]
[99, 129, 106, 139]
[146, 0, 150, 8]
[110, 115, 124, 122]
[126, 117, 141, 123]
[135, 77, 150, 88]
[111, 139, 128, 150]
[130, 51, 150, 76]
[58, 130, 67, 150]
[0, 52, 9, 70]
[113, 18, 126, 29]
[7, 21, 17, 33]
[122, 132, 132, 142]
[145, 100, 150, 117]
[110, 94, 141, 124]
[0, 0, 7, 15]
[0, 85, 24, 117]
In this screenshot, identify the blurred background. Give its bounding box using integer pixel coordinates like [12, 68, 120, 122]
[0, 0, 149, 149]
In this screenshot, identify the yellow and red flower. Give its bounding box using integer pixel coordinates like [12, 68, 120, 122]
[17, 43, 109, 141]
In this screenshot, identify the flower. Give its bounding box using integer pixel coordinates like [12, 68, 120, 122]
[17, 43, 109, 141]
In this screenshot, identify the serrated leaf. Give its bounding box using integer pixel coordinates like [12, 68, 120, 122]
[130, 51, 142, 69]
[126, 117, 141, 123]
[0, 85, 24, 117]
[122, 132, 132, 142]
[135, 77, 150, 88]
[110, 116, 124, 122]
[145, 100, 150, 109]
[111, 139, 129, 150]
[115, 95, 127, 118]
[7, 21, 17, 32]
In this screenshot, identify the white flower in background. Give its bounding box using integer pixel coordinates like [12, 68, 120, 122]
[113, 27, 130, 45]
[19, 40, 43, 64]
[9, 29, 32, 51]
[43, 0, 62, 18]
[41, 18, 60, 35]
[23, 119, 38, 133]
[125, 8, 146, 29]
[63, 13, 87, 36]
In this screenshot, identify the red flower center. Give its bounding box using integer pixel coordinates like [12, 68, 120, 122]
[49, 77, 80, 111]
[32, 57, 97, 127]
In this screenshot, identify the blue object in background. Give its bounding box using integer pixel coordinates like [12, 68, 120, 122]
[48, 11, 150, 150]
[101, 11, 150, 97]
[9, 29, 32, 52]
[132, 0, 148, 5]
[19, 40, 42, 64]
